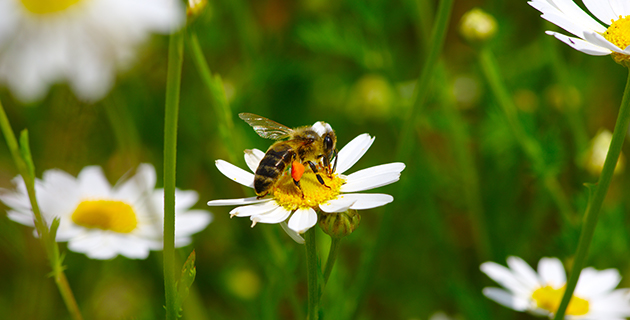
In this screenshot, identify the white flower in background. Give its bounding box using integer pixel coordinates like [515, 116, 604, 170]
[0, 0, 184, 102]
[0, 164, 212, 259]
[207, 133, 405, 243]
[529, 0, 630, 66]
[481, 256, 630, 319]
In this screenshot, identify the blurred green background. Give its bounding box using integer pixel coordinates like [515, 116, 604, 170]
[2, 0, 630, 319]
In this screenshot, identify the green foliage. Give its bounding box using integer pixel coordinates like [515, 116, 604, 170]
[2, 0, 630, 319]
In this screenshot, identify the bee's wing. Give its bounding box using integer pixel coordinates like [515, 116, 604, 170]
[239, 113, 293, 140]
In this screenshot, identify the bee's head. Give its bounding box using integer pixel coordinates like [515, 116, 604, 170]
[312, 121, 337, 160]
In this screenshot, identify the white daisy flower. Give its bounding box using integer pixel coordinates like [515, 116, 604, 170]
[481, 256, 630, 319]
[529, 0, 630, 65]
[207, 132, 405, 243]
[0, 164, 212, 260]
[0, 0, 184, 102]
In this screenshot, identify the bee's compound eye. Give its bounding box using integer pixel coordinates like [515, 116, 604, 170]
[324, 135, 333, 151]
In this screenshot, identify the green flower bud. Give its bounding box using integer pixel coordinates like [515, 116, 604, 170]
[459, 8, 497, 45]
[319, 210, 361, 238]
[187, 0, 207, 20]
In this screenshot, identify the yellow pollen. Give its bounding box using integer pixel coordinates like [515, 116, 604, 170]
[20, 0, 82, 15]
[531, 285, 589, 316]
[272, 170, 344, 210]
[71, 200, 138, 233]
[604, 15, 630, 66]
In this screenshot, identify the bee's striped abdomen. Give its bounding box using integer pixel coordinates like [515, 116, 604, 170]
[254, 144, 295, 195]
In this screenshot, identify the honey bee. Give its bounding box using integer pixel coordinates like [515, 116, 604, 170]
[239, 113, 338, 198]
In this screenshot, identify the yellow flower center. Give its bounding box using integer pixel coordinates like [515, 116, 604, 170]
[71, 200, 138, 233]
[20, 0, 83, 15]
[604, 15, 630, 66]
[531, 285, 589, 316]
[272, 170, 344, 210]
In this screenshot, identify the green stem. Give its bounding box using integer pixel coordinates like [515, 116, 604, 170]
[163, 27, 185, 320]
[478, 46, 576, 225]
[0, 100, 83, 320]
[436, 64, 492, 261]
[187, 31, 238, 163]
[396, 0, 454, 161]
[305, 228, 319, 320]
[554, 67, 630, 320]
[102, 95, 141, 165]
[322, 237, 341, 287]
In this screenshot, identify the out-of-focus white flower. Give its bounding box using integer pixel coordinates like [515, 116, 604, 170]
[481, 256, 630, 319]
[0, 164, 212, 259]
[0, 0, 184, 102]
[529, 0, 630, 66]
[207, 132, 405, 243]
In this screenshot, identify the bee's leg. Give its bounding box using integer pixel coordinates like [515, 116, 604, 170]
[321, 155, 331, 176]
[307, 161, 331, 189]
[293, 179, 305, 198]
[256, 192, 268, 199]
[331, 148, 338, 174]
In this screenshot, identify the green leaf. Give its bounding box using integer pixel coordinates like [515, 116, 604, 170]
[175, 250, 197, 318]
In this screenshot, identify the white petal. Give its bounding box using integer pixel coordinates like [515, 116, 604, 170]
[215, 160, 255, 188]
[480, 261, 531, 296]
[506, 256, 540, 291]
[207, 196, 269, 206]
[340, 162, 405, 192]
[583, 0, 618, 24]
[538, 257, 566, 287]
[609, 0, 630, 18]
[77, 166, 112, 197]
[575, 267, 621, 298]
[583, 31, 626, 53]
[229, 200, 278, 217]
[529, 0, 605, 38]
[66, 232, 117, 260]
[335, 134, 375, 175]
[173, 189, 199, 211]
[7, 210, 36, 227]
[549, 0, 606, 32]
[546, 31, 612, 56]
[174, 210, 213, 237]
[588, 289, 630, 315]
[244, 149, 265, 173]
[0, 182, 31, 211]
[280, 221, 305, 244]
[251, 206, 291, 224]
[342, 193, 393, 210]
[319, 198, 356, 213]
[482, 287, 529, 311]
[287, 207, 318, 234]
[115, 164, 156, 198]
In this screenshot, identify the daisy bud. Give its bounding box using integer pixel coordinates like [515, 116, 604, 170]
[583, 129, 625, 176]
[319, 210, 361, 239]
[459, 8, 497, 45]
[187, 0, 208, 19]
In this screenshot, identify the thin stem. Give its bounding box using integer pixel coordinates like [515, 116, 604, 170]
[163, 27, 185, 320]
[436, 64, 492, 261]
[322, 237, 341, 287]
[187, 31, 238, 163]
[0, 100, 83, 320]
[396, 0, 454, 161]
[102, 95, 141, 165]
[478, 46, 576, 225]
[305, 228, 319, 320]
[554, 67, 630, 320]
